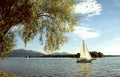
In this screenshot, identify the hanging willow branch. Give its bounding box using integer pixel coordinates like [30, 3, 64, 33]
[0, 0, 80, 55]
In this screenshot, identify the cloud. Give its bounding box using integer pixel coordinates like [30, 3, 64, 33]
[73, 0, 101, 39]
[74, 0, 102, 17]
[11, 26, 19, 31]
[73, 26, 99, 39]
[113, 34, 120, 41]
[10, 24, 24, 32]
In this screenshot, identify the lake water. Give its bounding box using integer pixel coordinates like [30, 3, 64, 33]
[0, 57, 120, 77]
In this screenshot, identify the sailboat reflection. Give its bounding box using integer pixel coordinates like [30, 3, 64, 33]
[80, 63, 91, 77]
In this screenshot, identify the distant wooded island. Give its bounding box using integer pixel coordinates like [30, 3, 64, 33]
[105, 55, 120, 57]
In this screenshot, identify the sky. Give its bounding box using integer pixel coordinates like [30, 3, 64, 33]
[16, 0, 120, 55]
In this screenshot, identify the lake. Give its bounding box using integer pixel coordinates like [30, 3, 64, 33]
[0, 57, 120, 77]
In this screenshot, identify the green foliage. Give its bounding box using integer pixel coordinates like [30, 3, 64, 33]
[90, 51, 98, 57]
[0, 31, 16, 57]
[0, 71, 18, 77]
[98, 52, 105, 57]
[75, 53, 80, 58]
[0, 0, 80, 55]
[90, 51, 104, 58]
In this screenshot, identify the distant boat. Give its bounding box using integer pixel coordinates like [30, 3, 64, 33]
[77, 40, 93, 63]
[26, 56, 30, 59]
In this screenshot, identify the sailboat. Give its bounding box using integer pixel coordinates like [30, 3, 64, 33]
[77, 40, 93, 63]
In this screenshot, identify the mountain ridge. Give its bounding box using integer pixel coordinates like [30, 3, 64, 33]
[9, 49, 71, 57]
[9, 49, 44, 57]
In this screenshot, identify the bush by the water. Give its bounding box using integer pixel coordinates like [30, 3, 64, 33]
[0, 71, 18, 77]
[90, 51, 105, 58]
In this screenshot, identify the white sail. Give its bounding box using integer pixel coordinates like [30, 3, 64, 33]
[80, 40, 92, 60]
[80, 40, 86, 58]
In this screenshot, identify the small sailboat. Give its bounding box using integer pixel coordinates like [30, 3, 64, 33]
[77, 40, 93, 63]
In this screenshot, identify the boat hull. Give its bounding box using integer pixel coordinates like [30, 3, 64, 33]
[92, 58, 96, 60]
[76, 59, 92, 63]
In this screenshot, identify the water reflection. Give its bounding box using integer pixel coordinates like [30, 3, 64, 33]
[80, 63, 91, 77]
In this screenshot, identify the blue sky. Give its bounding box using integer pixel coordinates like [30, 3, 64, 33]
[16, 0, 120, 55]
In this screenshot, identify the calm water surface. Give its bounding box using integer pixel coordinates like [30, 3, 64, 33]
[0, 57, 120, 77]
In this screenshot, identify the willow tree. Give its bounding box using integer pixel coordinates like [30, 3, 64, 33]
[0, 0, 79, 56]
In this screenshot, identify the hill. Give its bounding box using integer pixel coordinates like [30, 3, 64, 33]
[49, 52, 71, 55]
[8, 49, 78, 58]
[9, 49, 44, 57]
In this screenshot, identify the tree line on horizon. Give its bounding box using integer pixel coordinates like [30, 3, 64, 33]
[90, 51, 105, 58]
[76, 51, 105, 58]
[27, 51, 104, 58]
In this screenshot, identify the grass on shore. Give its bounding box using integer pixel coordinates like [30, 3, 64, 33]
[0, 71, 19, 77]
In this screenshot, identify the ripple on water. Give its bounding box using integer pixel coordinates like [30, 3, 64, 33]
[0, 57, 120, 77]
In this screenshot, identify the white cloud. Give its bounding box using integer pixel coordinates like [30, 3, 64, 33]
[113, 34, 120, 41]
[80, 23, 90, 26]
[11, 24, 24, 32]
[11, 26, 19, 31]
[73, 0, 101, 39]
[75, 0, 102, 17]
[73, 26, 99, 39]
